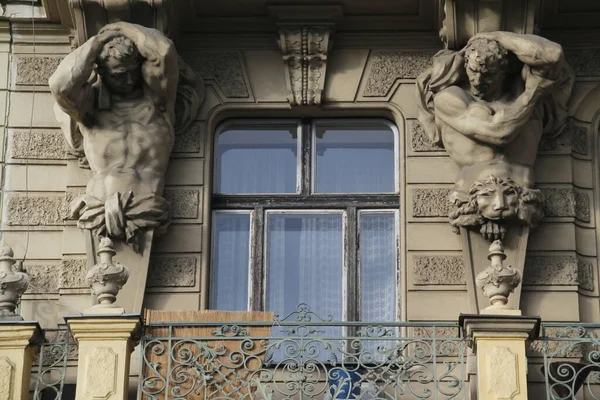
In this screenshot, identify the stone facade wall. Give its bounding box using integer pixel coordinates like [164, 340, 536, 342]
[4, 26, 600, 327]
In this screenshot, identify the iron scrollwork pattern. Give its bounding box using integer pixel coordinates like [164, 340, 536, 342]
[32, 328, 75, 400]
[138, 303, 468, 399]
[540, 323, 600, 399]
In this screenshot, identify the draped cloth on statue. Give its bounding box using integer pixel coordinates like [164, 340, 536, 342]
[70, 192, 169, 252]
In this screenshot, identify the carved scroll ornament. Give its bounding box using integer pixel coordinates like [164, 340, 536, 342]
[50, 22, 204, 251]
[416, 31, 574, 240]
[278, 26, 332, 106]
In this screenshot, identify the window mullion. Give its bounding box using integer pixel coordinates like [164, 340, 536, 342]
[300, 119, 311, 196]
[249, 206, 265, 311]
[346, 206, 358, 322]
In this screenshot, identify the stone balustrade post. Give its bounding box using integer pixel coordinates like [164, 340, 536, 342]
[66, 312, 141, 400]
[461, 314, 540, 400]
[0, 321, 44, 400]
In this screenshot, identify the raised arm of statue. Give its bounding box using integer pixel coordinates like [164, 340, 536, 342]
[49, 31, 121, 126]
[433, 73, 545, 147]
[471, 31, 564, 79]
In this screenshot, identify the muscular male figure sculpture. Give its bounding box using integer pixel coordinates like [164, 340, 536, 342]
[417, 31, 573, 239]
[50, 23, 201, 250]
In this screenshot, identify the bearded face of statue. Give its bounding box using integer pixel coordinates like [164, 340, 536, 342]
[474, 181, 520, 221]
[463, 38, 510, 101]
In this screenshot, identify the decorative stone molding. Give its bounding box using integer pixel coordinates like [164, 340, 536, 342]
[409, 120, 444, 152]
[538, 119, 588, 155]
[15, 56, 62, 86]
[6, 194, 67, 226]
[0, 357, 14, 400]
[412, 188, 452, 218]
[413, 326, 461, 356]
[278, 26, 332, 106]
[86, 238, 129, 309]
[574, 190, 591, 223]
[577, 259, 595, 291]
[440, 0, 537, 50]
[24, 264, 59, 294]
[476, 241, 521, 312]
[60, 258, 89, 289]
[10, 130, 68, 160]
[0, 243, 29, 319]
[363, 51, 434, 97]
[541, 188, 575, 218]
[163, 189, 199, 219]
[413, 255, 465, 285]
[186, 52, 249, 98]
[70, 0, 175, 46]
[523, 255, 578, 285]
[84, 347, 117, 399]
[147, 256, 196, 288]
[565, 49, 600, 77]
[173, 121, 203, 154]
[488, 346, 520, 399]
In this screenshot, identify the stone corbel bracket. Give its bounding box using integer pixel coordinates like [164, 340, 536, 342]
[440, 0, 539, 49]
[69, 0, 175, 45]
[278, 26, 332, 106]
[271, 5, 341, 106]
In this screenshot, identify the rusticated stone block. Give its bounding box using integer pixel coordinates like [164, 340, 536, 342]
[541, 188, 575, 218]
[163, 189, 199, 219]
[574, 190, 591, 223]
[412, 188, 451, 218]
[11, 130, 67, 160]
[25, 264, 59, 294]
[363, 52, 434, 97]
[578, 259, 594, 291]
[6, 195, 68, 226]
[15, 56, 62, 86]
[147, 256, 196, 287]
[413, 255, 465, 285]
[566, 49, 600, 77]
[60, 258, 89, 289]
[409, 120, 444, 152]
[523, 255, 578, 285]
[186, 52, 249, 98]
[173, 122, 203, 153]
[538, 119, 587, 155]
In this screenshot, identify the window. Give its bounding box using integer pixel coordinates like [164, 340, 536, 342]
[211, 119, 400, 322]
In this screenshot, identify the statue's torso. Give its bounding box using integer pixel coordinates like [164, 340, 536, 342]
[438, 86, 543, 169]
[80, 96, 173, 200]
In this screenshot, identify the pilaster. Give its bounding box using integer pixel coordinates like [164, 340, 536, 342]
[66, 314, 141, 400]
[0, 321, 43, 400]
[461, 314, 540, 400]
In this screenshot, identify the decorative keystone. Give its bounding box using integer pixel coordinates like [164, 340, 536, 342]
[0, 242, 29, 319]
[86, 237, 129, 309]
[476, 240, 522, 312]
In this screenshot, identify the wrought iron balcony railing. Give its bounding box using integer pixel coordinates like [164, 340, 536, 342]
[31, 328, 76, 400]
[539, 323, 600, 399]
[138, 304, 468, 399]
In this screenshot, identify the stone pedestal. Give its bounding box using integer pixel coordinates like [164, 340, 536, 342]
[0, 321, 43, 400]
[460, 314, 540, 400]
[66, 313, 141, 400]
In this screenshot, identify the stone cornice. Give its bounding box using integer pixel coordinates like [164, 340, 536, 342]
[10, 22, 73, 45]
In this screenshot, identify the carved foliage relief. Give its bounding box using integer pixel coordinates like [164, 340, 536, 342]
[278, 26, 331, 106]
[487, 347, 520, 399]
[0, 357, 14, 400]
[84, 347, 117, 399]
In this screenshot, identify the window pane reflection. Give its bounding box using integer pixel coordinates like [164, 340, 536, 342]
[314, 122, 396, 193]
[211, 212, 251, 310]
[215, 125, 298, 194]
